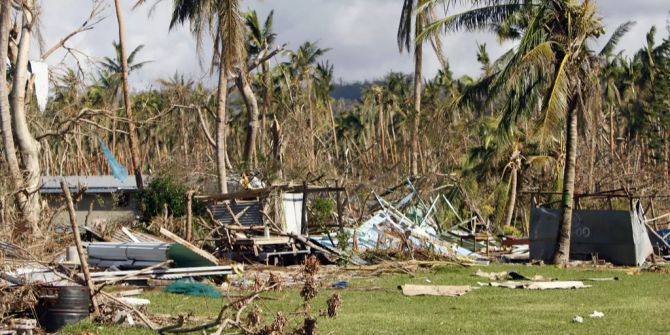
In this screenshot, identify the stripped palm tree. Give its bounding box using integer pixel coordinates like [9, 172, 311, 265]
[245, 10, 276, 152]
[398, 0, 447, 176]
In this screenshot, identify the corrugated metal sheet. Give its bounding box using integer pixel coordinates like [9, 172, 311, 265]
[40, 176, 151, 194]
[530, 201, 653, 266]
[210, 201, 263, 226]
[110, 229, 164, 243]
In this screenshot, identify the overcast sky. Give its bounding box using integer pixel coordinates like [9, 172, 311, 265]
[40, 0, 669, 88]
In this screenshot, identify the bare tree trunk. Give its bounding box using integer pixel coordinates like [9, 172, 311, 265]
[553, 96, 579, 265]
[216, 49, 229, 194]
[10, 1, 41, 235]
[260, 61, 271, 154]
[328, 100, 339, 160]
[609, 105, 615, 157]
[186, 190, 194, 242]
[113, 0, 143, 189]
[237, 72, 259, 168]
[378, 99, 386, 161]
[503, 167, 518, 227]
[411, 13, 423, 176]
[0, 0, 22, 199]
[504, 150, 521, 227]
[271, 116, 283, 179]
[180, 108, 189, 158]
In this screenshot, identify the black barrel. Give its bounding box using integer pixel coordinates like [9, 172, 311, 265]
[39, 286, 90, 332]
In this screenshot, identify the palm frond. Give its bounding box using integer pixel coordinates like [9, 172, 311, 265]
[422, 2, 525, 37]
[599, 21, 635, 57]
[533, 52, 572, 145]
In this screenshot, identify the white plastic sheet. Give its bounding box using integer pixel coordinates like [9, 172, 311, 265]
[29, 60, 49, 112]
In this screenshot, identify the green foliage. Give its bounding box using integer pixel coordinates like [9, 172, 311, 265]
[310, 197, 336, 227]
[336, 229, 350, 251]
[137, 176, 204, 222]
[502, 225, 522, 237]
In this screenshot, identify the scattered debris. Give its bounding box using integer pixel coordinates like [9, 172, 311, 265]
[118, 297, 151, 306]
[589, 311, 605, 318]
[399, 284, 472, 297]
[483, 281, 590, 290]
[573, 315, 584, 323]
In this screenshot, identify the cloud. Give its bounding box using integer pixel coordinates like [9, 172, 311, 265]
[37, 0, 670, 88]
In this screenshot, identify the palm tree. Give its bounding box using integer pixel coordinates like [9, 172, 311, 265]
[424, 0, 606, 264]
[287, 41, 330, 166]
[314, 61, 339, 159]
[398, 0, 424, 176]
[137, 0, 247, 194]
[398, 0, 448, 175]
[245, 10, 276, 154]
[99, 41, 150, 160]
[100, 42, 151, 103]
[158, 72, 195, 157]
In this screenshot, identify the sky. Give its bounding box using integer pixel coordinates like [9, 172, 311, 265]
[39, 0, 670, 89]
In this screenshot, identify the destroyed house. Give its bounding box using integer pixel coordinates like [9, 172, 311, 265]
[40, 176, 148, 227]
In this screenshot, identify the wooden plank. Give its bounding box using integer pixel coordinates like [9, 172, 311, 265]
[121, 227, 140, 243]
[159, 228, 219, 265]
[526, 281, 589, 290]
[61, 181, 100, 316]
[235, 237, 291, 246]
[400, 285, 471, 297]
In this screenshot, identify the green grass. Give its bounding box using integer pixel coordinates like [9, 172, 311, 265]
[62, 264, 670, 334]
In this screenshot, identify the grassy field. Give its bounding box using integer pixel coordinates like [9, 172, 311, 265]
[63, 264, 669, 334]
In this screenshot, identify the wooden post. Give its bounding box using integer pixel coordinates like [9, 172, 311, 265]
[60, 181, 100, 316]
[301, 181, 308, 236]
[650, 198, 659, 231]
[186, 190, 195, 242]
[336, 181, 343, 232]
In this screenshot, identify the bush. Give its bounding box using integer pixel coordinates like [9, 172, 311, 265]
[309, 197, 336, 228]
[137, 176, 204, 222]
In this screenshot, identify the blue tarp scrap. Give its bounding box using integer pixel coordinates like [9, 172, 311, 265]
[98, 138, 129, 182]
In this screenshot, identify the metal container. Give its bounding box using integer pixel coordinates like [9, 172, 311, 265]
[39, 286, 90, 332]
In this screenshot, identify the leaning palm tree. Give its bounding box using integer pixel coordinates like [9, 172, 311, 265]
[423, 0, 606, 264]
[136, 0, 247, 194]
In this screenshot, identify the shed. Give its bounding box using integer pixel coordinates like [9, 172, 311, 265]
[41, 176, 150, 227]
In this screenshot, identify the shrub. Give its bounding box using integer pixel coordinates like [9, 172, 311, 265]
[137, 176, 204, 222]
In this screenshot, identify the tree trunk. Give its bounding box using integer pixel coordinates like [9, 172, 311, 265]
[260, 61, 271, 154]
[180, 108, 189, 158]
[553, 96, 579, 265]
[609, 105, 615, 157]
[411, 13, 423, 176]
[216, 46, 229, 194]
[503, 166, 518, 227]
[0, 0, 22, 200]
[328, 100, 339, 160]
[271, 116, 283, 179]
[379, 100, 386, 160]
[113, 0, 143, 189]
[237, 71, 259, 168]
[10, 1, 41, 235]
